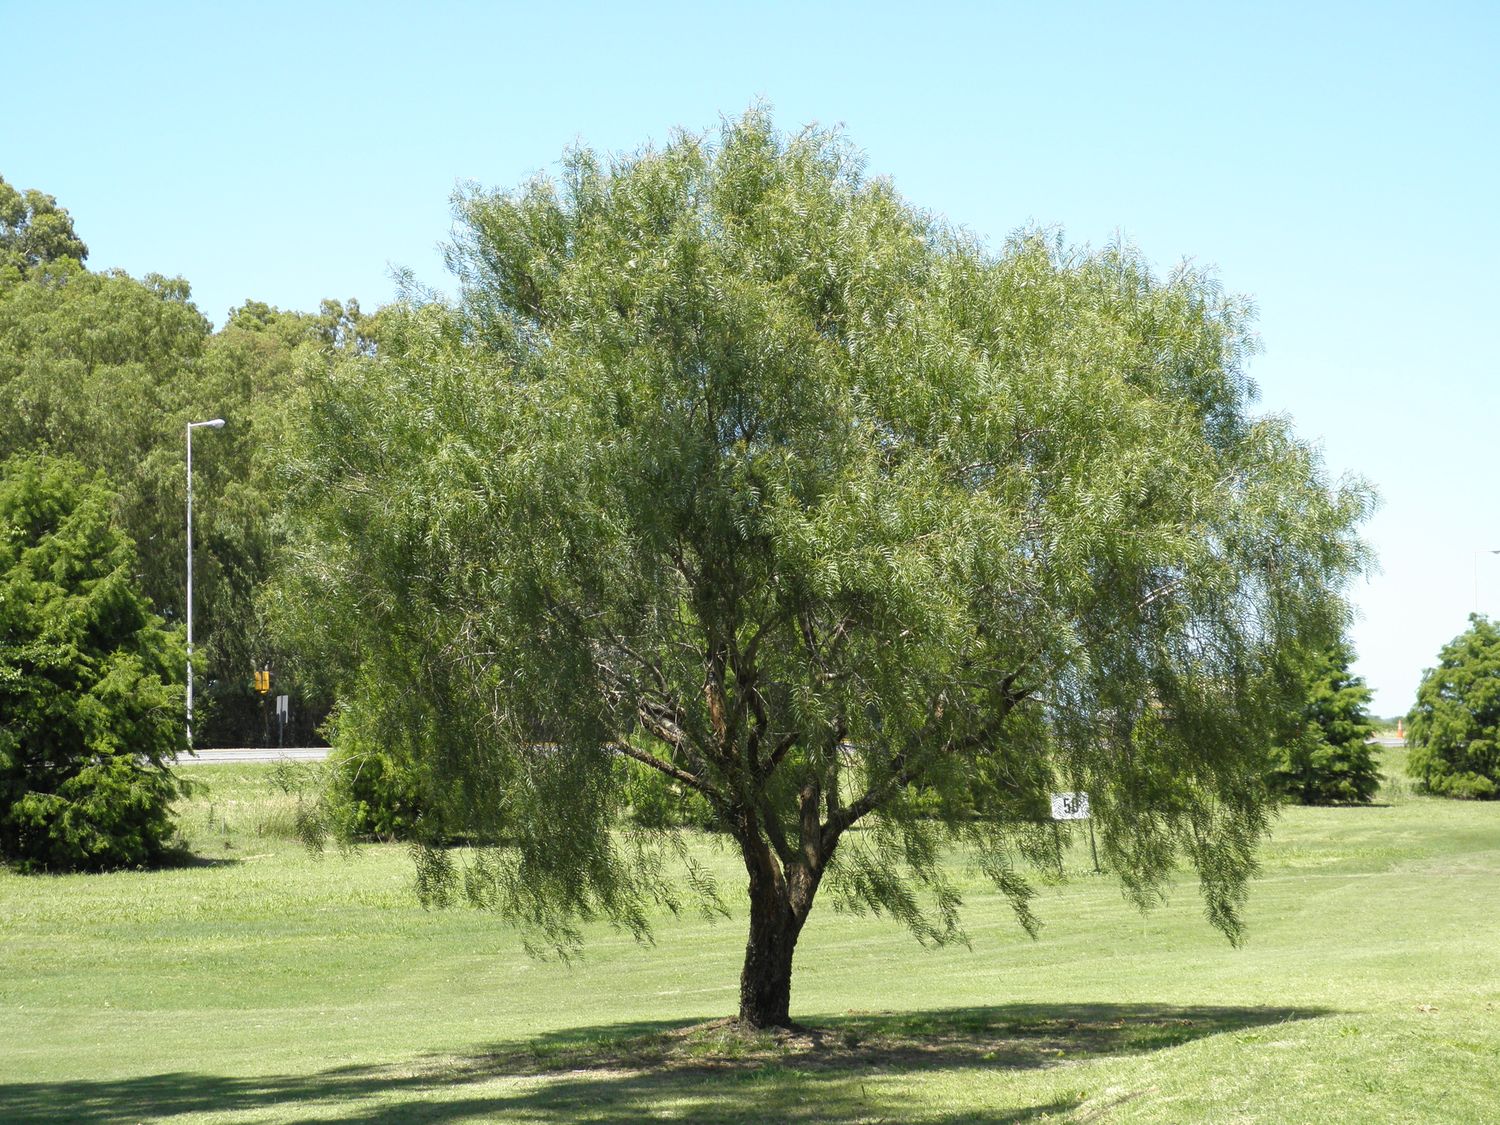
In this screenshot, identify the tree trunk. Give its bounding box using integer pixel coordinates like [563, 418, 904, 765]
[738, 871, 800, 1028]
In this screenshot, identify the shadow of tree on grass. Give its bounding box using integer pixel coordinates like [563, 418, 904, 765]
[160, 849, 242, 870]
[1, 1002, 1329, 1123]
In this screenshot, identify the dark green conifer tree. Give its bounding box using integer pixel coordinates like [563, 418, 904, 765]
[0, 454, 185, 871]
[1270, 643, 1379, 804]
[1407, 616, 1500, 799]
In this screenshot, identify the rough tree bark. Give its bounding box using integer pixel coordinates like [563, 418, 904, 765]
[733, 798, 831, 1028]
[738, 856, 801, 1028]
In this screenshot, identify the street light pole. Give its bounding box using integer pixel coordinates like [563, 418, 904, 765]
[1475, 550, 1500, 615]
[186, 419, 225, 750]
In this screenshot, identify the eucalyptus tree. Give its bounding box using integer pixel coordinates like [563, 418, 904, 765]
[285, 113, 1370, 1027]
[0, 175, 87, 280]
[0, 262, 212, 602]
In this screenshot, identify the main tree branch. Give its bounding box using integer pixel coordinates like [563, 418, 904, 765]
[610, 739, 723, 802]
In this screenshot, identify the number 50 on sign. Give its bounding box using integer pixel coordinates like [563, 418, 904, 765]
[1050, 792, 1090, 820]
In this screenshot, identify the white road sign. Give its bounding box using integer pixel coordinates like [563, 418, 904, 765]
[1050, 792, 1090, 820]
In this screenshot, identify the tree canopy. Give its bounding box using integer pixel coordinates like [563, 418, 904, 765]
[0, 195, 370, 745]
[0, 175, 87, 280]
[1406, 615, 1500, 799]
[283, 113, 1370, 1027]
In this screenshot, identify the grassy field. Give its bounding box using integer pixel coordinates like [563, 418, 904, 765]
[2, 747, 1497, 1123]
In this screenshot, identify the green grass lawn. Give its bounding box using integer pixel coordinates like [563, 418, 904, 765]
[2, 748, 1497, 1123]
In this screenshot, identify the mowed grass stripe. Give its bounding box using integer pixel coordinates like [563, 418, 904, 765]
[1, 747, 1497, 1122]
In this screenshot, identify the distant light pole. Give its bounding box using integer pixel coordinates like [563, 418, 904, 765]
[186, 418, 226, 749]
[1475, 550, 1500, 615]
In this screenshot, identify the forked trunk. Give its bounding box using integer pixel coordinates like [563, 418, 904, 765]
[734, 795, 837, 1028]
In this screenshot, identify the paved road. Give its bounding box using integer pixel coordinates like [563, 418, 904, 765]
[181, 737, 1405, 765]
[181, 747, 329, 764]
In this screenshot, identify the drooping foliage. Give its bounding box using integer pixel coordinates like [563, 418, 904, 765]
[1269, 642, 1380, 804]
[1406, 616, 1500, 799]
[281, 113, 1370, 1025]
[0, 454, 185, 871]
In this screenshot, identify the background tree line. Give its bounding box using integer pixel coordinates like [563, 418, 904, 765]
[1, 173, 370, 747]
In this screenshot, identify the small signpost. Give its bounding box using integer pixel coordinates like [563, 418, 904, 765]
[275, 695, 290, 748]
[1050, 791, 1100, 873]
[253, 666, 273, 747]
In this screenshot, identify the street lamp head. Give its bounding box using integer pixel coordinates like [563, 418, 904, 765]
[189, 418, 226, 429]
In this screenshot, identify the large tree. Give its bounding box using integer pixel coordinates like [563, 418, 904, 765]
[284, 114, 1369, 1027]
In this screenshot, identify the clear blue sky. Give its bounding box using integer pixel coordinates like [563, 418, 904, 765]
[6, 1, 1497, 714]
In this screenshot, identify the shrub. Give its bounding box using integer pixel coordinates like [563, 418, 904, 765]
[318, 685, 438, 841]
[1406, 616, 1500, 799]
[325, 745, 429, 840]
[325, 734, 722, 841]
[0, 454, 185, 871]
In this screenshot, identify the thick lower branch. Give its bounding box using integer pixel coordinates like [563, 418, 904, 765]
[798, 779, 822, 867]
[826, 681, 1033, 841]
[610, 740, 721, 802]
